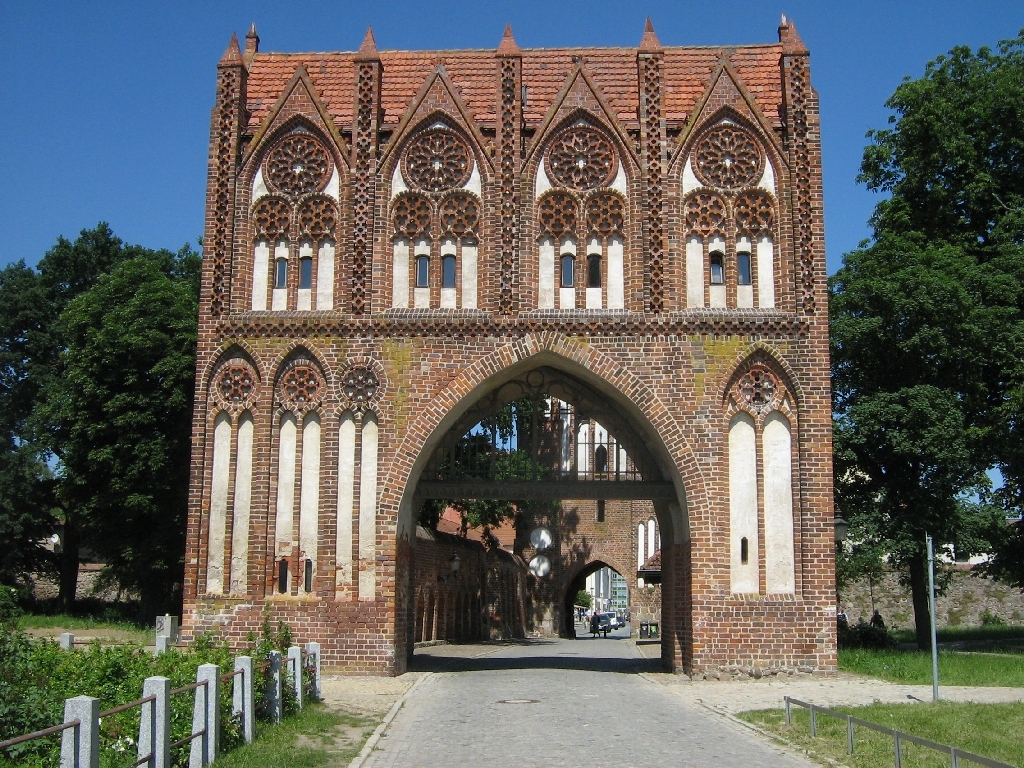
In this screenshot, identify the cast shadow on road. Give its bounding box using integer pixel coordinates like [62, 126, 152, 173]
[410, 637, 665, 674]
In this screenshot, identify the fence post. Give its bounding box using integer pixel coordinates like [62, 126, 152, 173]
[189, 664, 220, 768]
[894, 732, 902, 768]
[952, 746, 960, 768]
[784, 696, 791, 726]
[267, 651, 283, 723]
[233, 656, 255, 744]
[305, 642, 321, 700]
[287, 646, 303, 710]
[809, 703, 816, 737]
[138, 676, 170, 768]
[60, 633, 75, 651]
[846, 715, 854, 755]
[155, 636, 170, 656]
[60, 696, 98, 768]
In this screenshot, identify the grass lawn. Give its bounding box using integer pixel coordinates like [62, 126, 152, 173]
[741, 702, 1024, 768]
[840, 648, 1024, 687]
[893, 625, 1024, 645]
[17, 614, 145, 632]
[214, 704, 378, 768]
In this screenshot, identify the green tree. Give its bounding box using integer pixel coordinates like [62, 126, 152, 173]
[39, 255, 198, 614]
[574, 589, 592, 610]
[831, 32, 1024, 648]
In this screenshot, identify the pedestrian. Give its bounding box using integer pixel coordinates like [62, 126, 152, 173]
[589, 611, 600, 638]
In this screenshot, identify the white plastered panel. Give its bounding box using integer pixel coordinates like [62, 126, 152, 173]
[326, 165, 340, 201]
[686, 236, 704, 308]
[229, 413, 254, 595]
[297, 242, 313, 311]
[610, 163, 628, 196]
[682, 158, 700, 195]
[275, 414, 297, 557]
[461, 243, 478, 308]
[358, 414, 379, 600]
[729, 412, 759, 594]
[757, 235, 775, 308]
[317, 242, 335, 309]
[538, 238, 555, 309]
[607, 236, 624, 309]
[252, 168, 268, 201]
[336, 412, 356, 595]
[206, 413, 231, 595]
[299, 414, 321, 592]
[763, 412, 795, 594]
[252, 241, 269, 311]
[390, 163, 408, 200]
[758, 160, 776, 195]
[392, 238, 409, 308]
[535, 158, 552, 199]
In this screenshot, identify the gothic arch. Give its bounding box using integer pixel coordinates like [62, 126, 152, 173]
[529, 109, 637, 191]
[384, 111, 492, 194]
[381, 333, 709, 548]
[245, 114, 349, 193]
[669, 104, 782, 180]
[719, 341, 804, 408]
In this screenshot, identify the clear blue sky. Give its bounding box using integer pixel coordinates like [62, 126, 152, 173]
[1, 1, 1021, 274]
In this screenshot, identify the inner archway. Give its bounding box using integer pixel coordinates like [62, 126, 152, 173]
[397, 349, 692, 671]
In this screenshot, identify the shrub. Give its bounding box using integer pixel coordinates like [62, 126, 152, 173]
[980, 609, 1006, 626]
[838, 618, 898, 650]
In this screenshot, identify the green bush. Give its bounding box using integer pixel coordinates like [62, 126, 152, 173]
[838, 618, 898, 650]
[980, 609, 1006, 626]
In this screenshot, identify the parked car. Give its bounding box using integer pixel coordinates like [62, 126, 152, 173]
[599, 612, 617, 635]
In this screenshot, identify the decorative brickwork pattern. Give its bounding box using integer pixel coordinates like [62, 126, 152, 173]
[297, 196, 338, 239]
[208, 58, 243, 319]
[785, 56, 816, 314]
[212, 359, 260, 412]
[733, 190, 775, 233]
[585, 192, 625, 239]
[683, 192, 726, 236]
[253, 197, 291, 239]
[265, 133, 332, 198]
[351, 63, 378, 315]
[639, 51, 665, 311]
[538, 192, 578, 239]
[276, 359, 323, 412]
[439, 192, 480, 238]
[341, 366, 379, 408]
[546, 124, 618, 191]
[402, 129, 473, 193]
[692, 123, 764, 190]
[497, 55, 520, 314]
[392, 193, 433, 239]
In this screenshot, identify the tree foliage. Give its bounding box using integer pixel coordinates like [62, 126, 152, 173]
[0, 224, 199, 614]
[831, 31, 1024, 648]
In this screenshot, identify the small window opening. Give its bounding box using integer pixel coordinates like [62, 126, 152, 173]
[442, 254, 456, 288]
[597, 499, 606, 523]
[587, 254, 602, 288]
[594, 444, 608, 474]
[560, 255, 574, 288]
[710, 252, 725, 285]
[299, 256, 313, 289]
[277, 559, 288, 593]
[740, 537, 749, 565]
[737, 252, 752, 285]
[304, 558, 313, 593]
[416, 255, 430, 288]
[275, 259, 288, 289]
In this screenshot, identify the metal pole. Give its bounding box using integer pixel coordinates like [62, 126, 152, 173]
[926, 533, 940, 702]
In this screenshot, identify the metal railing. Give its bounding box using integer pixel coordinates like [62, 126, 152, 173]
[0, 644, 320, 768]
[784, 697, 1014, 768]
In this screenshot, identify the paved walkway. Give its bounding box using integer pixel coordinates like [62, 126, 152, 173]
[360, 631, 816, 767]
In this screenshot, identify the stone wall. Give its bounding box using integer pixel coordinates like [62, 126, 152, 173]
[841, 569, 1024, 630]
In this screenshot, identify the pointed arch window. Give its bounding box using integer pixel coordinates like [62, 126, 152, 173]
[416, 255, 430, 288]
[275, 257, 288, 289]
[561, 255, 575, 288]
[710, 252, 725, 285]
[442, 254, 457, 289]
[587, 254, 602, 289]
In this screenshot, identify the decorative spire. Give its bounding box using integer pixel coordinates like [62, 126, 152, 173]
[245, 23, 260, 55]
[778, 14, 808, 54]
[497, 23, 521, 56]
[638, 17, 662, 51]
[356, 27, 380, 60]
[219, 33, 242, 66]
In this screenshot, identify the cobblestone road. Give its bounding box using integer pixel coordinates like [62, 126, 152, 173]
[361, 631, 816, 767]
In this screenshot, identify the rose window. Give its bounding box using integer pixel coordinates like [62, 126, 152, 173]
[265, 134, 332, 198]
[279, 364, 321, 407]
[403, 130, 473, 193]
[545, 125, 617, 190]
[343, 367, 379, 405]
[738, 368, 777, 411]
[692, 123, 763, 190]
[217, 363, 257, 405]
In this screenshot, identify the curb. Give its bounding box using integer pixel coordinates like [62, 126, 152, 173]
[696, 702, 840, 767]
[348, 672, 432, 768]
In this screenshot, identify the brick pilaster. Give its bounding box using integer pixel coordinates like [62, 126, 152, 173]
[496, 25, 522, 316]
[351, 29, 382, 316]
[638, 20, 666, 314]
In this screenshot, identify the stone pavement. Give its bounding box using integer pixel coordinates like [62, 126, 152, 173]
[359, 631, 817, 767]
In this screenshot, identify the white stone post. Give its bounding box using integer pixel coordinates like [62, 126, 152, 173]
[189, 664, 220, 768]
[267, 651, 282, 723]
[305, 642, 321, 700]
[59, 632, 75, 650]
[138, 676, 170, 768]
[60, 696, 98, 768]
[233, 656, 255, 743]
[287, 646, 303, 710]
[154, 636, 170, 656]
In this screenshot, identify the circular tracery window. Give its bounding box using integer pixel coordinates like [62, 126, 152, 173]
[545, 125, 618, 191]
[265, 134, 332, 198]
[692, 123, 764, 190]
[403, 129, 473, 193]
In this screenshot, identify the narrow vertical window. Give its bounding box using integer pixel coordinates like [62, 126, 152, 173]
[277, 559, 288, 594]
[299, 257, 313, 289]
[275, 258, 288, 289]
[596, 499, 606, 523]
[416, 255, 430, 288]
[594, 444, 608, 474]
[741, 537, 749, 565]
[587, 254, 602, 288]
[442, 255, 456, 289]
[710, 252, 725, 285]
[737, 253, 752, 285]
[304, 559, 314, 593]
[561, 255, 574, 288]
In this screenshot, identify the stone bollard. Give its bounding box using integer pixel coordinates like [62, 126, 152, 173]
[59, 632, 74, 651]
[154, 636, 170, 656]
[267, 651, 283, 723]
[189, 664, 219, 768]
[232, 656, 255, 744]
[60, 696, 98, 768]
[287, 646, 303, 710]
[138, 676, 170, 768]
[304, 642, 321, 701]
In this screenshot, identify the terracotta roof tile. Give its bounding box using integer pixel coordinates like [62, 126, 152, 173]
[244, 44, 785, 134]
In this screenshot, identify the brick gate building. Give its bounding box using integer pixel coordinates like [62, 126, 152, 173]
[183, 17, 836, 676]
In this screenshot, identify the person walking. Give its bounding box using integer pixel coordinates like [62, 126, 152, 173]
[589, 611, 601, 638]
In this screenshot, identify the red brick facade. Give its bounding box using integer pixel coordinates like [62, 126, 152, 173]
[183, 18, 836, 677]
